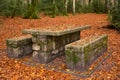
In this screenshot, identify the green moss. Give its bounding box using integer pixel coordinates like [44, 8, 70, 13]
[37, 41, 45, 45]
[84, 45, 90, 64]
[6, 40, 11, 46]
[65, 49, 80, 66]
[102, 36, 108, 45]
[6, 40, 18, 48]
[84, 36, 108, 64]
[11, 44, 18, 48]
[32, 34, 37, 38]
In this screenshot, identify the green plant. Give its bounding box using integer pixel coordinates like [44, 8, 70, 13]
[0, 0, 25, 18]
[92, 0, 106, 13]
[75, 0, 81, 13]
[57, 0, 68, 16]
[108, 0, 120, 32]
[66, 50, 80, 67]
[67, 0, 73, 13]
[51, 0, 57, 18]
[24, 0, 39, 19]
[81, 4, 94, 13]
[40, 0, 52, 15]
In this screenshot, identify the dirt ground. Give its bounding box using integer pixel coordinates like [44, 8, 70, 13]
[0, 13, 120, 80]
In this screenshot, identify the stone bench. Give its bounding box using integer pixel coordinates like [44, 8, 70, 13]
[6, 35, 33, 58]
[65, 34, 108, 71]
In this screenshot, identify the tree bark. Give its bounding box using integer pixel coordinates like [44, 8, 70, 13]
[65, 0, 68, 13]
[52, 0, 56, 18]
[73, 0, 75, 14]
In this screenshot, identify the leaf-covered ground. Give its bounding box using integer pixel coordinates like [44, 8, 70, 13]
[0, 13, 120, 80]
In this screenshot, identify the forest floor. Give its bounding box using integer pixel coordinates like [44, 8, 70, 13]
[0, 13, 120, 80]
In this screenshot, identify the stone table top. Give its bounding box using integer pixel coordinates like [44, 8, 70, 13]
[22, 25, 90, 36]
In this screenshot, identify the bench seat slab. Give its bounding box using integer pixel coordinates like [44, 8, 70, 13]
[6, 35, 33, 58]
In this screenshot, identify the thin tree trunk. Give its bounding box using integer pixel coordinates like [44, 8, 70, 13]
[52, 0, 56, 18]
[89, 0, 92, 4]
[85, 0, 89, 6]
[24, 0, 39, 18]
[65, 0, 68, 13]
[73, 0, 75, 14]
[80, 0, 84, 7]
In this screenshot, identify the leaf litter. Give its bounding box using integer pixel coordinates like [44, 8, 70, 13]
[0, 13, 120, 80]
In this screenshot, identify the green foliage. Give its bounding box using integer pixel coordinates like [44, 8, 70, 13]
[66, 50, 80, 66]
[40, 0, 66, 17]
[24, 0, 39, 19]
[67, 0, 73, 13]
[0, 0, 118, 20]
[92, 0, 106, 13]
[104, 0, 109, 13]
[80, 4, 94, 13]
[71, 0, 106, 14]
[110, 0, 120, 32]
[0, 0, 25, 18]
[56, 0, 68, 16]
[0, 0, 40, 19]
[39, 0, 52, 15]
[51, 3, 57, 18]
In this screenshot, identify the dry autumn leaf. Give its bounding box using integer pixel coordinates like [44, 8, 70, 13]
[0, 13, 119, 80]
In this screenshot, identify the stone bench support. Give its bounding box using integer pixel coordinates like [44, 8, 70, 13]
[6, 35, 33, 58]
[65, 34, 108, 71]
[31, 31, 80, 63]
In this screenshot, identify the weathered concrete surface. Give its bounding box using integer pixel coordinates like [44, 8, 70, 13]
[22, 25, 90, 63]
[6, 35, 33, 58]
[31, 31, 80, 63]
[22, 25, 90, 36]
[65, 34, 108, 71]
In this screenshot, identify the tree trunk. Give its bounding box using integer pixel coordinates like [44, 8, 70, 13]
[80, 0, 84, 7]
[104, 0, 108, 13]
[85, 0, 89, 6]
[24, 0, 39, 19]
[73, 0, 75, 14]
[65, 0, 68, 13]
[52, 0, 56, 18]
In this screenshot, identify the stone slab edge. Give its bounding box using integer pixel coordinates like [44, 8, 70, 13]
[22, 25, 90, 36]
[65, 34, 108, 50]
[6, 35, 32, 45]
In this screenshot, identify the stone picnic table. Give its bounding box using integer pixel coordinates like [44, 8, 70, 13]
[22, 25, 90, 63]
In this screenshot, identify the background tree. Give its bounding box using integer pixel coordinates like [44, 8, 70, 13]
[110, 0, 120, 32]
[0, 0, 25, 18]
[63, 0, 69, 16]
[0, 0, 119, 20]
[73, 0, 76, 14]
[24, 0, 39, 19]
[51, 0, 57, 18]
